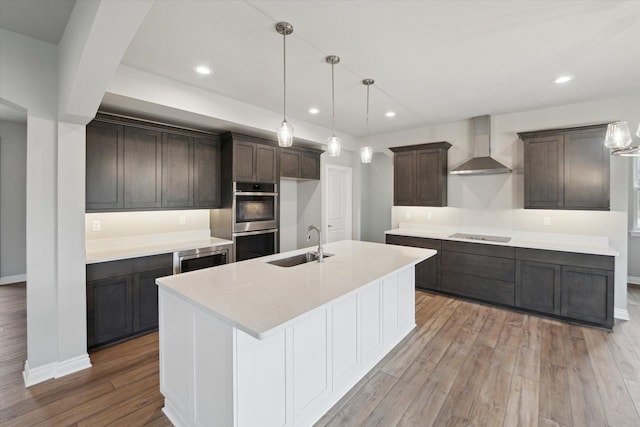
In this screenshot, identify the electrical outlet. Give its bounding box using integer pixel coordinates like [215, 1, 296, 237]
[427, 212, 432, 220]
[405, 211, 411, 219]
[91, 220, 101, 232]
[179, 215, 186, 225]
[543, 216, 551, 226]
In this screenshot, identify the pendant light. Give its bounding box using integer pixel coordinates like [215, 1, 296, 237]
[360, 78, 374, 163]
[607, 120, 640, 157]
[276, 22, 294, 147]
[326, 55, 341, 157]
[604, 121, 632, 149]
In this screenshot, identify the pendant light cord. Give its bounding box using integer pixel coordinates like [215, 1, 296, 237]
[365, 83, 370, 146]
[331, 62, 336, 137]
[282, 32, 287, 121]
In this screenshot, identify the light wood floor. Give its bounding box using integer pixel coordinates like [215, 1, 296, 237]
[2, 283, 640, 426]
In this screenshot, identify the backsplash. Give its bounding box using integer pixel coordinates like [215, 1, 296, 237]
[85, 210, 211, 241]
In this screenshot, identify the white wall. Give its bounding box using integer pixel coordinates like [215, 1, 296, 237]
[364, 95, 638, 314]
[630, 236, 640, 282]
[297, 179, 322, 249]
[360, 152, 393, 243]
[279, 180, 298, 252]
[0, 120, 27, 283]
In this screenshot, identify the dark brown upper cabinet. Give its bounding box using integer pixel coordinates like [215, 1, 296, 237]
[390, 142, 452, 206]
[280, 146, 323, 180]
[162, 132, 193, 208]
[519, 124, 609, 210]
[86, 114, 221, 212]
[193, 137, 221, 207]
[222, 132, 278, 184]
[124, 127, 163, 210]
[86, 121, 125, 211]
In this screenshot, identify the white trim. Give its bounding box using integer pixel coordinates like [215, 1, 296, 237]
[56, 354, 92, 378]
[22, 354, 92, 387]
[323, 164, 353, 243]
[23, 360, 57, 387]
[0, 274, 26, 285]
[628, 275, 640, 285]
[615, 308, 630, 321]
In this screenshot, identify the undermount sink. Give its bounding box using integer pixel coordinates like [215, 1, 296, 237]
[448, 232, 511, 243]
[267, 252, 334, 267]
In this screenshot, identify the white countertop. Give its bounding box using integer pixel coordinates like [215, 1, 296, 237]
[386, 223, 618, 256]
[155, 240, 436, 340]
[86, 236, 233, 264]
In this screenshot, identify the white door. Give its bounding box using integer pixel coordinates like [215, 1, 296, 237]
[325, 165, 352, 242]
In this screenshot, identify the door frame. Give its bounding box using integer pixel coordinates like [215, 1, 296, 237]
[323, 164, 353, 243]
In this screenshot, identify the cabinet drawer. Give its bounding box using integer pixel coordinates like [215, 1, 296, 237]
[86, 253, 173, 281]
[442, 240, 514, 258]
[442, 272, 514, 306]
[385, 234, 441, 250]
[515, 247, 613, 270]
[442, 251, 514, 283]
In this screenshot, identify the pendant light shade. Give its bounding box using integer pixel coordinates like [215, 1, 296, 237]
[604, 121, 632, 149]
[610, 120, 640, 157]
[327, 136, 341, 157]
[326, 55, 341, 157]
[276, 22, 294, 147]
[360, 78, 375, 164]
[360, 146, 373, 163]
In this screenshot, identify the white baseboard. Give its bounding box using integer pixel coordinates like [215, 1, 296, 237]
[23, 353, 92, 387]
[628, 276, 640, 285]
[56, 354, 92, 378]
[23, 360, 58, 387]
[0, 274, 26, 285]
[615, 308, 630, 321]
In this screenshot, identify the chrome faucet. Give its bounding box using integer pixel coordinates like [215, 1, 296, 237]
[306, 225, 323, 262]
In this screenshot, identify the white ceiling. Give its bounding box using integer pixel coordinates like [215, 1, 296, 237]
[2, 1, 640, 137]
[0, 0, 75, 45]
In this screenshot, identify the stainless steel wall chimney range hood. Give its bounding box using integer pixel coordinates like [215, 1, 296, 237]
[450, 115, 512, 175]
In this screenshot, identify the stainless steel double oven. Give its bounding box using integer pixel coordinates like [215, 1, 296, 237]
[232, 182, 278, 261]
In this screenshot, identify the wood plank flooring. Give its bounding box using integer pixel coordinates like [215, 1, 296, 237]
[1, 282, 640, 426]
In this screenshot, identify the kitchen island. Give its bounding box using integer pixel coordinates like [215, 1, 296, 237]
[156, 240, 435, 427]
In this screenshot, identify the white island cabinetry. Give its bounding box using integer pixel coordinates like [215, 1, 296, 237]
[156, 240, 432, 427]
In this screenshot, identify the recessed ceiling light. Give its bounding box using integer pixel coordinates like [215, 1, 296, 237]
[385, 111, 396, 118]
[194, 65, 212, 75]
[308, 108, 319, 114]
[554, 75, 574, 84]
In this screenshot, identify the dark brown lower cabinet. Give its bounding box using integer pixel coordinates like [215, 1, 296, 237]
[386, 235, 615, 328]
[515, 260, 561, 315]
[385, 234, 440, 290]
[442, 271, 514, 306]
[86, 274, 133, 348]
[441, 241, 515, 306]
[86, 254, 172, 349]
[133, 267, 173, 332]
[561, 265, 614, 327]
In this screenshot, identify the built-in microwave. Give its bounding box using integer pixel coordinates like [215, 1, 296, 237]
[173, 245, 231, 274]
[233, 182, 278, 233]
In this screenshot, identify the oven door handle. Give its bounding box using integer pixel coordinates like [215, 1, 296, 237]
[233, 228, 278, 237]
[234, 192, 278, 197]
